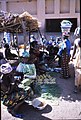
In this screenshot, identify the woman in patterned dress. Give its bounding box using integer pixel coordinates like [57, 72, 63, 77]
[1, 63, 32, 118]
[57, 32, 71, 79]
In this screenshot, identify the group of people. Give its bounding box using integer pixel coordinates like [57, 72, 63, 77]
[0, 50, 36, 118]
[0, 24, 81, 118]
[58, 26, 81, 93]
[56, 26, 81, 93]
[1, 26, 81, 93]
[28, 26, 81, 94]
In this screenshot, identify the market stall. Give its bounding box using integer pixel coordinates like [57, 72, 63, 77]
[0, 11, 41, 55]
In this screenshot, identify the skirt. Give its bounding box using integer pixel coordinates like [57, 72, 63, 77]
[61, 51, 70, 78]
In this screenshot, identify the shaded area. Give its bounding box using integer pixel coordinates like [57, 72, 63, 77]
[53, 63, 81, 102]
[40, 84, 61, 101]
[45, 18, 77, 32]
[15, 102, 52, 120]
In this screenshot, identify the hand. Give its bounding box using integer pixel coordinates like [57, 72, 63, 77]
[70, 57, 73, 61]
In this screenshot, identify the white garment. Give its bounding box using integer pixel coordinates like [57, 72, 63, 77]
[74, 38, 81, 68]
[74, 38, 81, 87]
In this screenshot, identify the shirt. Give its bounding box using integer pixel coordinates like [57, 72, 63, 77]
[57, 38, 71, 56]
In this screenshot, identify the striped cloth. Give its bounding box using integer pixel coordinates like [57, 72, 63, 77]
[61, 49, 70, 79]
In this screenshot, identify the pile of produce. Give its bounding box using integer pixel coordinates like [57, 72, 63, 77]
[36, 73, 56, 84]
[35, 73, 61, 102]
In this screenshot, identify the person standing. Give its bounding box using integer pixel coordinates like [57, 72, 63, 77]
[71, 27, 81, 93]
[4, 43, 18, 60]
[4, 32, 11, 45]
[57, 32, 71, 79]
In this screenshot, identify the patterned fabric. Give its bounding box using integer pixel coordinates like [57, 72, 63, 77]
[1, 74, 33, 108]
[61, 49, 70, 78]
[1, 87, 32, 108]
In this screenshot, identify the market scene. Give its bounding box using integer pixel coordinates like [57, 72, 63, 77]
[0, 0, 81, 120]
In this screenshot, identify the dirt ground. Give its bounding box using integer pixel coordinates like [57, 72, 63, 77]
[1, 60, 81, 120]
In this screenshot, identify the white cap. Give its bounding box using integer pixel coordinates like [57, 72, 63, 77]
[61, 20, 72, 28]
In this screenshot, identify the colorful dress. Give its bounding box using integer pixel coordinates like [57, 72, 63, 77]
[57, 38, 71, 78]
[1, 73, 32, 109]
[61, 49, 70, 78]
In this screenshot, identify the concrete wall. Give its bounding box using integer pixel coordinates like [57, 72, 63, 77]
[0, 0, 80, 32]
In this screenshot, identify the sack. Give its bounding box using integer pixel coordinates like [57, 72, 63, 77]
[0, 63, 12, 74]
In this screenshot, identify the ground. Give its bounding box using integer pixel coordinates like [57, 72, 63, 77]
[1, 60, 81, 120]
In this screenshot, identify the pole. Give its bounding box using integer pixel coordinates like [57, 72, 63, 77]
[21, 20, 27, 51]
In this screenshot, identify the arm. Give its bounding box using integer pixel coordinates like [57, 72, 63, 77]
[71, 44, 77, 60]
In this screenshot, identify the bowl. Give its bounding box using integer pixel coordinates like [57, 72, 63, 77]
[32, 97, 47, 110]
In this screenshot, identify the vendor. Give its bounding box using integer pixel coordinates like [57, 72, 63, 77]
[4, 43, 18, 60]
[0, 61, 33, 118]
[57, 20, 72, 79]
[57, 32, 71, 79]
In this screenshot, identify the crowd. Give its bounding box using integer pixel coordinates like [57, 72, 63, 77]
[0, 20, 81, 118]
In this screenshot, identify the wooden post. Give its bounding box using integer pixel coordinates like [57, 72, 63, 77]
[15, 32, 20, 58]
[29, 31, 31, 44]
[12, 32, 14, 45]
[21, 20, 27, 51]
[38, 28, 44, 51]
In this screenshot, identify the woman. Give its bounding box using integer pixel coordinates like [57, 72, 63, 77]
[1, 62, 32, 118]
[71, 27, 81, 93]
[4, 43, 18, 60]
[57, 32, 71, 79]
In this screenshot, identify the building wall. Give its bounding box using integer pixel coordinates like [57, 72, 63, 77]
[0, 0, 80, 32]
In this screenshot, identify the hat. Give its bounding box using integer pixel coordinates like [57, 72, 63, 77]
[0, 63, 12, 74]
[61, 20, 72, 28]
[61, 20, 72, 33]
[30, 35, 36, 42]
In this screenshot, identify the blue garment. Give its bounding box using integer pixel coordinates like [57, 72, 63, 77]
[65, 39, 71, 56]
[4, 32, 11, 45]
[58, 39, 71, 56]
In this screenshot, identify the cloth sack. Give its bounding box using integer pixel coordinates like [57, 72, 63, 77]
[0, 63, 12, 74]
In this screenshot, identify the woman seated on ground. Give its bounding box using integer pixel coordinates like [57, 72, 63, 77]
[29, 41, 47, 74]
[4, 43, 18, 60]
[0, 62, 33, 118]
[29, 41, 41, 68]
